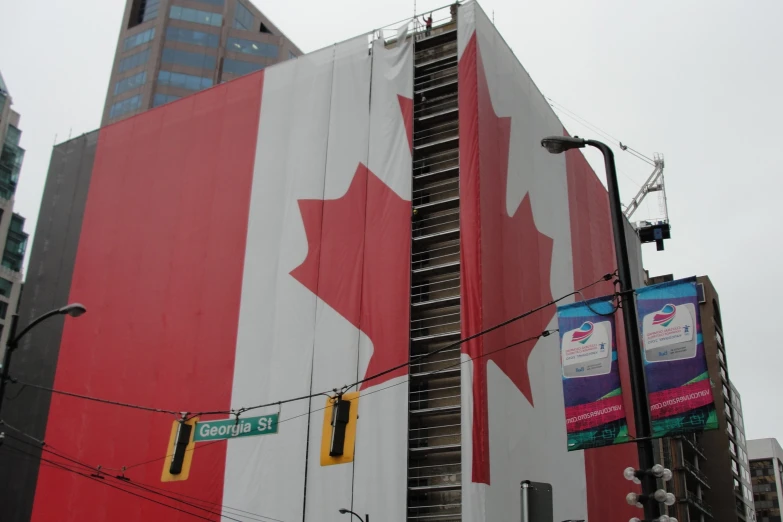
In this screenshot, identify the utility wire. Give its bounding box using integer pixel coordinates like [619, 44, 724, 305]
[1, 443, 237, 522]
[2, 431, 283, 522]
[3, 379, 181, 417]
[2, 424, 283, 521]
[546, 97, 656, 166]
[123, 328, 561, 472]
[4, 272, 617, 474]
[197, 271, 615, 419]
[4, 274, 615, 424]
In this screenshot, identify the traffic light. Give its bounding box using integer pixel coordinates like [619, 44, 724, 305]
[161, 416, 198, 482]
[320, 392, 359, 466]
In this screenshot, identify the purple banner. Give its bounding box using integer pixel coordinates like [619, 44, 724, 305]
[558, 296, 629, 451]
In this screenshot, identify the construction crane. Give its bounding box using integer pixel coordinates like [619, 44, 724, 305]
[622, 150, 670, 251]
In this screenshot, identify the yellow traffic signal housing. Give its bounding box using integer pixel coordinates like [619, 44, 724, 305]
[161, 416, 198, 482]
[320, 392, 359, 466]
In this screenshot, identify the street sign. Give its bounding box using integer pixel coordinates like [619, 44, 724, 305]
[193, 414, 278, 442]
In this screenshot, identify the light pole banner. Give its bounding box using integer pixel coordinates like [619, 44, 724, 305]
[636, 276, 718, 437]
[557, 296, 630, 451]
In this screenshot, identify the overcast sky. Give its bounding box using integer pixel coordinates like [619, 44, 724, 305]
[1, 0, 781, 445]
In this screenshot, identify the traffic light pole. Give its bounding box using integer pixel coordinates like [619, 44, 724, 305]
[589, 140, 658, 521]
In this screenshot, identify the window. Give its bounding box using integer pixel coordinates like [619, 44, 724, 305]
[226, 37, 278, 57]
[720, 367, 727, 380]
[9, 214, 23, 234]
[723, 384, 729, 398]
[162, 48, 216, 70]
[0, 301, 7, 319]
[0, 278, 12, 297]
[130, 0, 160, 27]
[233, 1, 254, 30]
[223, 58, 264, 76]
[153, 93, 181, 107]
[729, 440, 737, 456]
[732, 459, 739, 474]
[196, 0, 223, 4]
[288, 50, 296, 60]
[114, 71, 147, 95]
[169, 6, 222, 26]
[157, 70, 213, 91]
[165, 27, 219, 48]
[259, 22, 272, 34]
[118, 48, 151, 73]
[124, 28, 155, 51]
[109, 94, 142, 119]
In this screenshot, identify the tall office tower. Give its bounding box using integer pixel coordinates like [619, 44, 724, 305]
[103, 0, 301, 125]
[650, 275, 754, 522]
[0, 71, 29, 353]
[748, 438, 783, 522]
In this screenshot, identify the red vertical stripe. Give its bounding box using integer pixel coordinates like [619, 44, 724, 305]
[564, 139, 641, 522]
[458, 33, 489, 485]
[31, 72, 264, 522]
[397, 95, 414, 153]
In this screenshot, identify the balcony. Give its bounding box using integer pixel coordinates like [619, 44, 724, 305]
[683, 491, 712, 517]
[677, 461, 710, 489]
[677, 436, 706, 459]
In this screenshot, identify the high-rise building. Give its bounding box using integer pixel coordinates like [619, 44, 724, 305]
[1, 3, 654, 521]
[651, 275, 754, 522]
[748, 438, 783, 522]
[102, 0, 302, 125]
[0, 71, 29, 353]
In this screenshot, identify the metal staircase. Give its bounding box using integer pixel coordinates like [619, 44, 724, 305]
[407, 24, 462, 522]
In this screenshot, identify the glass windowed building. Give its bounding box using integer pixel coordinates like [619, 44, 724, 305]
[103, 0, 302, 124]
[749, 439, 783, 522]
[0, 71, 29, 354]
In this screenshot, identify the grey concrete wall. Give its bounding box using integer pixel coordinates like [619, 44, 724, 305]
[0, 131, 98, 522]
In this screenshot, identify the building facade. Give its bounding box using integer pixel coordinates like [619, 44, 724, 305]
[748, 438, 783, 522]
[102, 0, 302, 125]
[653, 275, 754, 522]
[2, 3, 654, 521]
[0, 71, 29, 353]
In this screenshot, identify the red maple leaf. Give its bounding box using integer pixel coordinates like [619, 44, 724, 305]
[290, 164, 411, 389]
[459, 34, 555, 484]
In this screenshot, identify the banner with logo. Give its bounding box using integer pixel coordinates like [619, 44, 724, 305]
[558, 296, 630, 451]
[636, 276, 718, 437]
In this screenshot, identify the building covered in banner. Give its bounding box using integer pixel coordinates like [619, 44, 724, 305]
[1, 2, 655, 522]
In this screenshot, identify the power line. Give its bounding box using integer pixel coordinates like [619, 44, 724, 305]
[1, 443, 237, 522]
[4, 273, 616, 475]
[4, 273, 614, 427]
[546, 97, 656, 167]
[2, 431, 283, 522]
[123, 328, 561, 473]
[3, 379, 181, 417]
[196, 271, 615, 419]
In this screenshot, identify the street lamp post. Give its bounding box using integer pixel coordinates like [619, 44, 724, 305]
[338, 509, 368, 522]
[541, 136, 657, 520]
[0, 304, 87, 419]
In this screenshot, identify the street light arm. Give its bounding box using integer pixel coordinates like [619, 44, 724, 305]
[338, 509, 366, 522]
[9, 310, 62, 349]
[8, 303, 86, 350]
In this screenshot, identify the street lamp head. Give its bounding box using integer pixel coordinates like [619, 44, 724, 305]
[540, 135, 586, 154]
[339, 510, 349, 514]
[59, 303, 87, 317]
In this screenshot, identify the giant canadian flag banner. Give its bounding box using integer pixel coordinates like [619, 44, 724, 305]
[636, 276, 718, 437]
